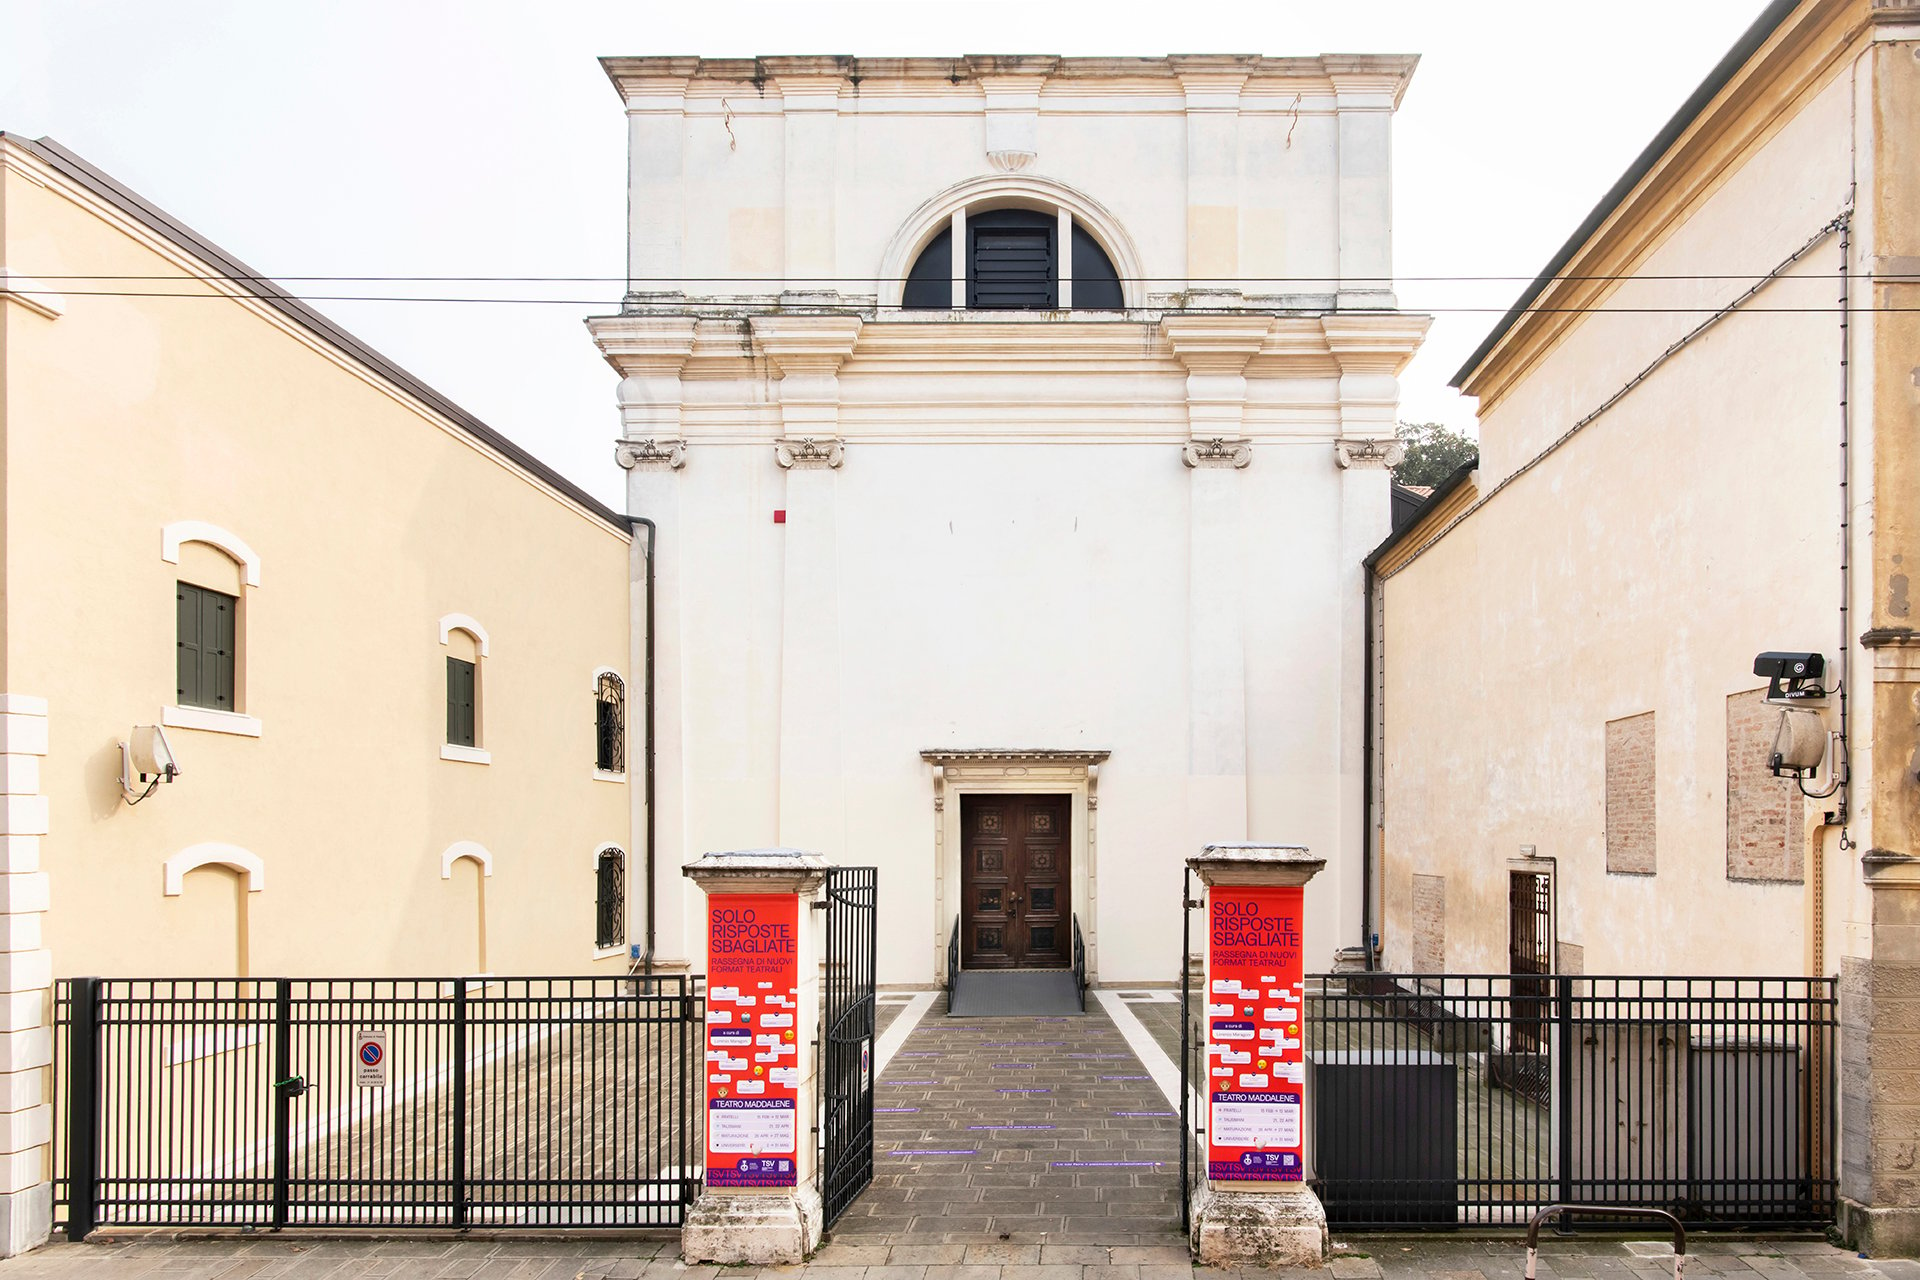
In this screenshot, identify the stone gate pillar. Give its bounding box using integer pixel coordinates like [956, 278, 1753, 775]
[681, 849, 829, 1264]
[1186, 843, 1326, 1267]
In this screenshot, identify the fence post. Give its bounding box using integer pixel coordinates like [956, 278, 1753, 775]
[63, 978, 100, 1242]
[451, 981, 468, 1228]
[271, 980, 293, 1230]
[1556, 973, 1574, 1214]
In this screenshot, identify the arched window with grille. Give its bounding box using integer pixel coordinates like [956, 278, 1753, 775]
[594, 846, 627, 951]
[594, 671, 625, 775]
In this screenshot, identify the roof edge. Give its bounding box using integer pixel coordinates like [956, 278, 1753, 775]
[1448, 0, 1803, 390]
[1364, 457, 1479, 571]
[1, 132, 628, 534]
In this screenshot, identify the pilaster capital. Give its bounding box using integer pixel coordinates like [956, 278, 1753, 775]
[615, 438, 688, 471]
[1170, 56, 1256, 109]
[1162, 316, 1272, 376]
[1183, 438, 1253, 470]
[588, 315, 700, 378]
[1320, 313, 1431, 376]
[750, 315, 863, 377]
[774, 437, 846, 470]
[1333, 439, 1405, 470]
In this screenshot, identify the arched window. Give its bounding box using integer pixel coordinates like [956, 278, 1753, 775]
[594, 847, 626, 951]
[594, 671, 625, 775]
[903, 208, 1123, 312]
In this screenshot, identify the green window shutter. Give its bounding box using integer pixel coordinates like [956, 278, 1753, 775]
[206, 589, 235, 709]
[177, 584, 203, 705]
[177, 582, 238, 710]
[447, 657, 476, 747]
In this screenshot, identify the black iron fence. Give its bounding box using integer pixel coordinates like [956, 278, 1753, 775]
[55, 975, 704, 1234]
[1298, 974, 1837, 1229]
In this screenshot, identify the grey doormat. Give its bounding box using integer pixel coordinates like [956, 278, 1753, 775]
[947, 969, 1084, 1017]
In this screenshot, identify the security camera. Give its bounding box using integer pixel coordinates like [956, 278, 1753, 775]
[1754, 652, 1827, 704]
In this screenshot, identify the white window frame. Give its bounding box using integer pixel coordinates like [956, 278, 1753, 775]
[592, 844, 629, 960]
[162, 522, 263, 736]
[439, 613, 491, 764]
[592, 667, 627, 782]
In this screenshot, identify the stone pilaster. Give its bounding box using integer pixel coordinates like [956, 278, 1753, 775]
[755, 318, 861, 857]
[0, 696, 51, 1257]
[680, 850, 830, 1264]
[769, 69, 844, 299]
[1839, 12, 1920, 1256]
[1185, 844, 1328, 1267]
[1325, 60, 1403, 311]
[1173, 57, 1255, 296]
[1166, 318, 1270, 855]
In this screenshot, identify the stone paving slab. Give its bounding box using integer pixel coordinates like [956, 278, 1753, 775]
[3, 1239, 1917, 1280]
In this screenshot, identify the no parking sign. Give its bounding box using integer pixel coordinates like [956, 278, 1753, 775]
[355, 1028, 388, 1088]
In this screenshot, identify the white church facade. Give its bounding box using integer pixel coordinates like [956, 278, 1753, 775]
[588, 54, 1429, 987]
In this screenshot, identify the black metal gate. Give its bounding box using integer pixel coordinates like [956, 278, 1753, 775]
[55, 976, 704, 1234]
[819, 867, 877, 1228]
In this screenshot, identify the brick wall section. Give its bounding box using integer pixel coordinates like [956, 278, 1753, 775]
[1606, 712, 1657, 875]
[1726, 689, 1805, 882]
[1412, 873, 1445, 972]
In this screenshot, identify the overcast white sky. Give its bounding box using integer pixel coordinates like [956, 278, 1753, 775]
[5, 0, 1773, 508]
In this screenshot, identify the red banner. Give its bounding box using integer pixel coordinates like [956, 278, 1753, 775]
[1204, 884, 1306, 1182]
[704, 893, 800, 1188]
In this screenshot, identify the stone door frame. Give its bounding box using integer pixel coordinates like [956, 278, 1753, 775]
[921, 749, 1109, 987]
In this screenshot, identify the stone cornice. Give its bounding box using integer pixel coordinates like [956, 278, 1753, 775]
[920, 748, 1111, 767]
[588, 312, 1430, 381]
[601, 54, 1417, 101]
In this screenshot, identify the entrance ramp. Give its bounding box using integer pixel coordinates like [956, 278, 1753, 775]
[948, 969, 1084, 1017]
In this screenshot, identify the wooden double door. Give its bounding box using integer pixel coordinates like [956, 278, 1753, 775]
[960, 794, 1070, 969]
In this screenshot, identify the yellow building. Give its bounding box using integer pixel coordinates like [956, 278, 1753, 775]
[0, 134, 636, 1249]
[1371, 0, 1920, 1253]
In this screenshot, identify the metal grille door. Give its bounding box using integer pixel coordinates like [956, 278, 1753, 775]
[820, 867, 877, 1227]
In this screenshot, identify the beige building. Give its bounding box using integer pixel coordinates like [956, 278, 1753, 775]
[1371, 0, 1920, 1253]
[0, 134, 636, 1249]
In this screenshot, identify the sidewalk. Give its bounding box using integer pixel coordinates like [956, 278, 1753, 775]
[2, 1232, 1916, 1280]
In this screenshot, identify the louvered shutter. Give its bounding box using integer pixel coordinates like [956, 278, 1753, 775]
[177, 584, 203, 705]
[447, 657, 477, 747]
[177, 582, 237, 709]
[968, 212, 1056, 309]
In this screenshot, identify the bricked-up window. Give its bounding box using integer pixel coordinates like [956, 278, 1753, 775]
[1727, 689, 1805, 882]
[1412, 874, 1446, 972]
[1605, 712, 1657, 874]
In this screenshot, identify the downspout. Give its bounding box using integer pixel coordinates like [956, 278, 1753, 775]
[630, 516, 658, 977]
[1361, 564, 1376, 969]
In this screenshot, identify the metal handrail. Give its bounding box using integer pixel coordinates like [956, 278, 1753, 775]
[946, 917, 959, 996]
[1071, 915, 1088, 1012]
[1526, 1206, 1686, 1280]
